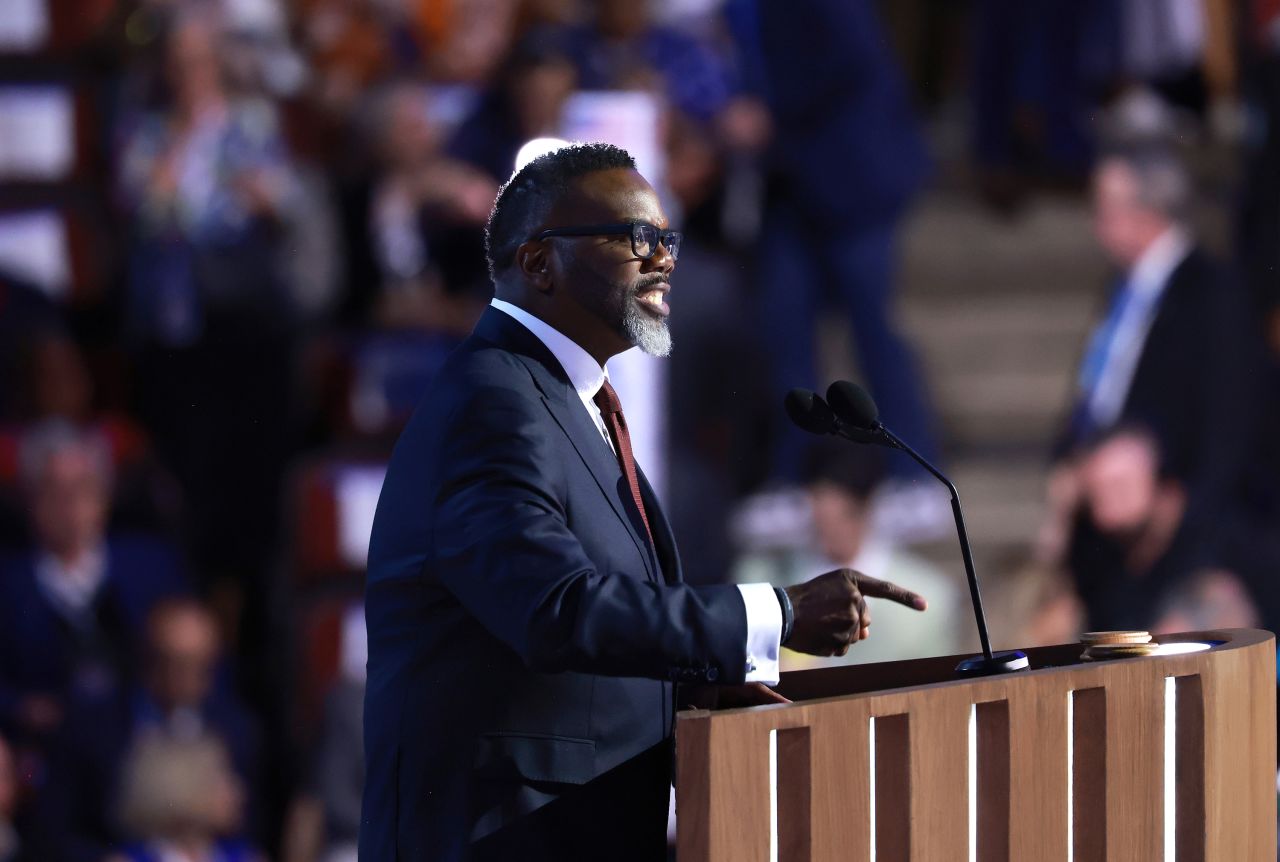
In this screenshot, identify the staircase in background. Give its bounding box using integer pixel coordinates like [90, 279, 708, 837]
[893, 191, 1106, 566]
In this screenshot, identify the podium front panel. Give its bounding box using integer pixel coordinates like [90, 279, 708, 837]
[675, 629, 1275, 862]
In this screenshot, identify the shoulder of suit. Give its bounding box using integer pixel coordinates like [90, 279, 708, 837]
[426, 350, 548, 426]
[1169, 247, 1231, 289]
[432, 334, 542, 394]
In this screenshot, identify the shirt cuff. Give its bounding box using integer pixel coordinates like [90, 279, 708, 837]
[735, 583, 782, 685]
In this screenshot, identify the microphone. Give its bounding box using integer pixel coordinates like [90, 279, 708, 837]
[784, 388, 882, 445]
[786, 383, 1028, 678]
[825, 380, 879, 430]
[784, 388, 839, 435]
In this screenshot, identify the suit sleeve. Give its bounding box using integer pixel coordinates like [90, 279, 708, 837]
[431, 384, 752, 684]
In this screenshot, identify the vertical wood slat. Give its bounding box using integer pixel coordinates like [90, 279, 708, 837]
[1104, 669, 1165, 860]
[1174, 675, 1205, 862]
[809, 709, 871, 862]
[975, 701, 1010, 862]
[1202, 642, 1276, 860]
[676, 713, 712, 861]
[874, 714, 911, 862]
[677, 712, 774, 861]
[909, 694, 971, 861]
[721, 718, 774, 862]
[777, 726, 812, 862]
[1072, 687, 1107, 862]
[1008, 690, 1069, 860]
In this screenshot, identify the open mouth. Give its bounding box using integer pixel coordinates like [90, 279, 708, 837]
[635, 284, 670, 318]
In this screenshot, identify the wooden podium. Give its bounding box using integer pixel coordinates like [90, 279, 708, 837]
[675, 629, 1276, 861]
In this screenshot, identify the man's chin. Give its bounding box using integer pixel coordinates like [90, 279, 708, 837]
[637, 337, 672, 358]
[630, 322, 672, 357]
[623, 306, 673, 357]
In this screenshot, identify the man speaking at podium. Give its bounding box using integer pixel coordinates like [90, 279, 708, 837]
[359, 142, 927, 861]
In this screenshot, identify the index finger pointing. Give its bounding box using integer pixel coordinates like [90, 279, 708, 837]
[857, 575, 928, 611]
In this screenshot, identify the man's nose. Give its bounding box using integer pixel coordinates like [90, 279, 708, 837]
[646, 239, 676, 274]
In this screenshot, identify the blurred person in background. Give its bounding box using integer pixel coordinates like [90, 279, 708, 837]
[448, 31, 579, 187]
[565, 0, 733, 125]
[1041, 145, 1263, 563]
[1064, 427, 1212, 631]
[35, 599, 260, 862]
[0, 422, 186, 746]
[116, 7, 303, 646]
[742, 0, 943, 537]
[985, 556, 1084, 650]
[410, 0, 520, 86]
[1152, 568, 1261, 635]
[735, 441, 962, 668]
[298, 0, 416, 119]
[112, 734, 260, 862]
[968, 0, 1103, 210]
[4, 331, 180, 538]
[341, 81, 496, 331]
[117, 7, 301, 350]
[563, 0, 738, 221]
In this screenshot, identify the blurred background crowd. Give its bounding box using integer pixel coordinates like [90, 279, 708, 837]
[0, 0, 1278, 859]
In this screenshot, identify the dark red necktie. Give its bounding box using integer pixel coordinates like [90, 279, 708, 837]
[592, 380, 654, 546]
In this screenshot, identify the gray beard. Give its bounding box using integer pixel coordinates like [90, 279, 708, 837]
[622, 297, 672, 357]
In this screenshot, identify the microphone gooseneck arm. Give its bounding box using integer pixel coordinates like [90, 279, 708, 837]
[787, 383, 1027, 677]
[864, 423, 995, 664]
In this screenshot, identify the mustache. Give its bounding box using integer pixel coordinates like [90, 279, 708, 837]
[633, 276, 670, 292]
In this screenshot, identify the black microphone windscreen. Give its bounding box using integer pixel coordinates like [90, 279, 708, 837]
[784, 389, 837, 435]
[826, 380, 879, 430]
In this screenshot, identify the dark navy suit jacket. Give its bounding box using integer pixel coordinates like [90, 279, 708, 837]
[360, 308, 750, 860]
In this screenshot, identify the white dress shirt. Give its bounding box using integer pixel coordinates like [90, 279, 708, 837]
[490, 299, 781, 684]
[1085, 226, 1191, 430]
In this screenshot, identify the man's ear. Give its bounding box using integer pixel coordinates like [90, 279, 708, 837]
[515, 240, 553, 295]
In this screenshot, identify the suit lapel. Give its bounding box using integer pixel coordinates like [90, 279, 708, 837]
[474, 309, 659, 582]
[537, 381, 660, 582]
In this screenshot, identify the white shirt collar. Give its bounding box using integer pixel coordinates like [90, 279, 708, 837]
[489, 298, 608, 400]
[1128, 225, 1191, 298]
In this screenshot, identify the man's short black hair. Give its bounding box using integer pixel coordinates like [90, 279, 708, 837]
[484, 141, 637, 282]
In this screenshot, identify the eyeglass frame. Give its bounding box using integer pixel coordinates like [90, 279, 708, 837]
[532, 222, 682, 261]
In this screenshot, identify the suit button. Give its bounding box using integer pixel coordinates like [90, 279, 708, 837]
[705, 667, 719, 682]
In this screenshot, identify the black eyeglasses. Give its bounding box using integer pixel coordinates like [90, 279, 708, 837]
[533, 222, 682, 261]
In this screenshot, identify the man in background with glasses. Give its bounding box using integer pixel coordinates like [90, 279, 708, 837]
[360, 142, 927, 861]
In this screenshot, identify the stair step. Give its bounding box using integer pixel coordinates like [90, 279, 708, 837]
[900, 196, 1108, 297]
